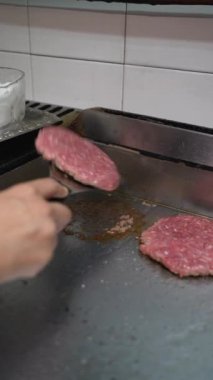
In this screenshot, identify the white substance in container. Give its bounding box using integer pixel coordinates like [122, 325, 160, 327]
[0, 68, 25, 128]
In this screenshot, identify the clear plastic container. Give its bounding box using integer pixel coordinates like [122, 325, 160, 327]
[0, 67, 25, 128]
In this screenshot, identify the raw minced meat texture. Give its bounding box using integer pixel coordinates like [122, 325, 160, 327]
[35, 126, 120, 191]
[140, 214, 213, 277]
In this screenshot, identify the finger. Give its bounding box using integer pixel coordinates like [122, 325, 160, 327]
[49, 202, 72, 232]
[29, 178, 69, 199]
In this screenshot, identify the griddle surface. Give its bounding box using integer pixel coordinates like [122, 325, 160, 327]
[0, 156, 213, 380]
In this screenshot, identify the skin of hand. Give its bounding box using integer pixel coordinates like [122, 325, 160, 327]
[0, 178, 71, 284]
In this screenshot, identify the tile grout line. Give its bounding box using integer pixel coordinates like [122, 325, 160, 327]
[1, 49, 213, 76]
[26, 1, 35, 100]
[121, 2, 127, 111]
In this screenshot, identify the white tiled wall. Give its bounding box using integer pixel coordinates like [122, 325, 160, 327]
[125, 15, 213, 73]
[123, 66, 213, 127]
[32, 55, 123, 109]
[29, 7, 125, 63]
[0, 4, 213, 128]
[0, 5, 29, 52]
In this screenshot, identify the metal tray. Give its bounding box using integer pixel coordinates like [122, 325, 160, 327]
[0, 137, 213, 380]
[0, 106, 60, 142]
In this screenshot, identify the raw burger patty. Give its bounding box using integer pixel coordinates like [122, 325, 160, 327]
[140, 214, 213, 277]
[35, 126, 120, 191]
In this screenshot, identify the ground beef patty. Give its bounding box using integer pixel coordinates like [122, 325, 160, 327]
[140, 214, 213, 277]
[35, 126, 120, 191]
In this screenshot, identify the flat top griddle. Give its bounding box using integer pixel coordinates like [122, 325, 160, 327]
[0, 110, 213, 380]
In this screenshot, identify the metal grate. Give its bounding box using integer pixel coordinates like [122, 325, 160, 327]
[26, 101, 75, 119]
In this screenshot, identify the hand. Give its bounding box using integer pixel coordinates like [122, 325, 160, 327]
[0, 178, 72, 283]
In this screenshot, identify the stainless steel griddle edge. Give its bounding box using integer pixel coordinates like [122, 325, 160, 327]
[0, 107, 213, 380]
[78, 108, 213, 168]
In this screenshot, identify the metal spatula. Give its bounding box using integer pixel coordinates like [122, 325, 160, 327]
[49, 163, 93, 195]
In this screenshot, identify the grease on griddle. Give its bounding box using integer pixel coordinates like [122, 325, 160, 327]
[64, 192, 144, 242]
